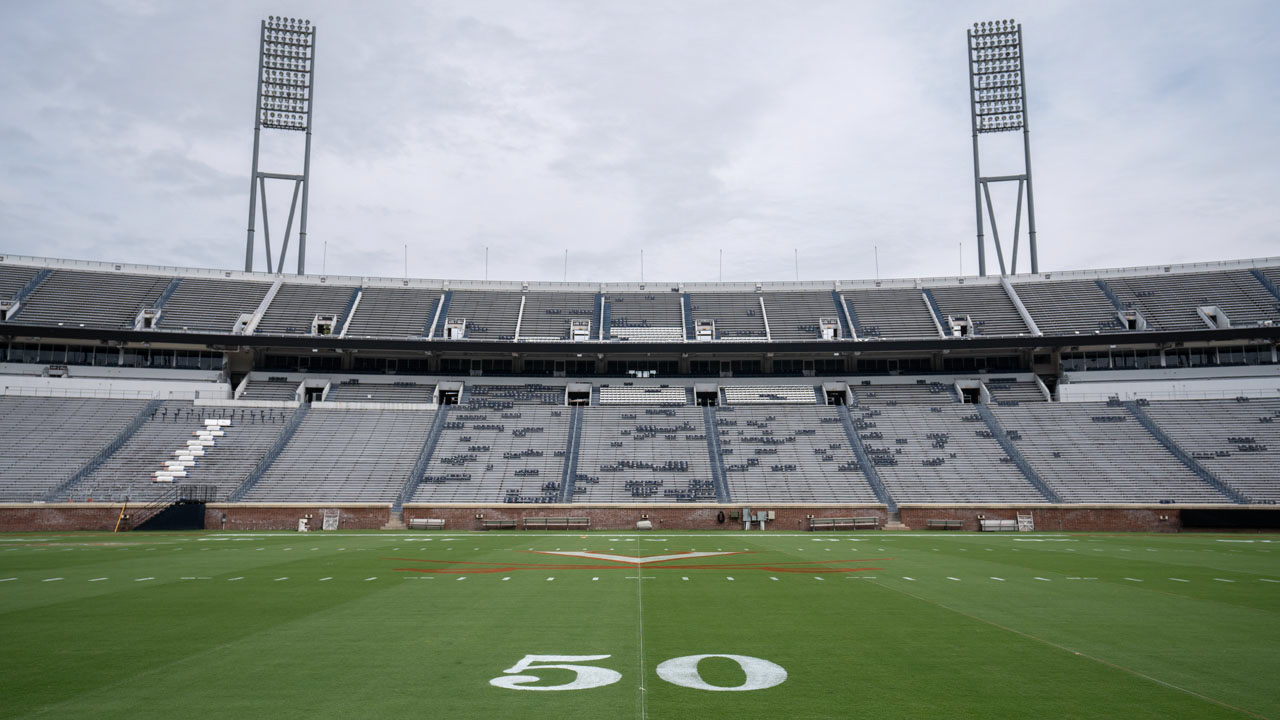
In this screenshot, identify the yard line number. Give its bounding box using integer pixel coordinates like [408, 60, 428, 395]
[490, 654, 786, 692]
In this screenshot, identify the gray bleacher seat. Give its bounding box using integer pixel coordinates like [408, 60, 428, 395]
[984, 379, 1046, 403]
[605, 292, 684, 341]
[1013, 279, 1123, 335]
[157, 279, 272, 333]
[413, 404, 570, 503]
[518, 291, 597, 340]
[687, 292, 768, 339]
[255, 283, 357, 335]
[854, 401, 1043, 503]
[0, 265, 40, 298]
[326, 381, 435, 404]
[239, 378, 300, 401]
[992, 402, 1231, 503]
[576, 406, 717, 502]
[843, 288, 939, 339]
[761, 291, 841, 341]
[8, 270, 170, 329]
[244, 408, 435, 502]
[0, 396, 150, 501]
[343, 287, 440, 338]
[1143, 398, 1280, 502]
[927, 284, 1030, 336]
[853, 383, 957, 407]
[439, 290, 522, 340]
[66, 402, 291, 502]
[719, 406, 878, 503]
[1105, 271, 1280, 330]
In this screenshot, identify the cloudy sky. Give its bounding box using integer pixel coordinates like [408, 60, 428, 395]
[0, 0, 1277, 283]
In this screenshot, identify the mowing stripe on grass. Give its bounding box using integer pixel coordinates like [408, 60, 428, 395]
[869, 578, 1270, 719]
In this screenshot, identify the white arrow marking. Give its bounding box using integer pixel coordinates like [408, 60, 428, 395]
[537, 550, 739, 565]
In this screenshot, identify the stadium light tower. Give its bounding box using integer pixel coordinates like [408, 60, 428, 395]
[967, 19, 1038, 277]
[244, 16, 316, 274]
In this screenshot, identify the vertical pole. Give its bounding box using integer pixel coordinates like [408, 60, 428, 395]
[245, 20, 266, 272]
[259, 176, 274, 271]
[405, 244, 408, 279]
[296, 27, 316, 275]
[564, 249, 568, 282]
[967, 29, 986, 277]
[1011, 178, 1024, 275]
[1019, 26, 1039, 274]
[794, 248, 798, 281]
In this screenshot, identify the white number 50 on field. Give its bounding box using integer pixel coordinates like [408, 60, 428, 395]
[490, 654, 786, 692]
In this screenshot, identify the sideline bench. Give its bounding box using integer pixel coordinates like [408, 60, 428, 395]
[979, 518, 1018, 532]
[810, 516, 879, 531]
[926, 519, 963, 530]
[408, 518, 445, 530]
[523, 517, 591, 530]
[481, 519, 517, 530]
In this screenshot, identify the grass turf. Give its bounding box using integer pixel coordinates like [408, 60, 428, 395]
[1, 530, 1278, 719]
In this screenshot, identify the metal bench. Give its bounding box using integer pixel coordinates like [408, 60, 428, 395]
[809, 516, 879, 531]
[979, 518, 1018, 532]
[926, 519, 963, 530]
[407, 518, 445, 530]
[523, 517, 591, 530]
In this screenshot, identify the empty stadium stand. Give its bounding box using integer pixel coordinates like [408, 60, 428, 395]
[155, 278, 272, 334]
[1104, 271, 1280, 330]
[438, 290, 521, 340]
[687, 292, 768, 339]
[325, 380, 435, 404]
[517, 291, 597, 341]
[991, 402, 1232, 503]
[604, 292, 684, 341]
[343, 287, 440, 338]
[843, 288, 939, 339]
[1142, 398, 1280, 502]
[1013, 278, 1123, 335]
[0, 396, 151, 501]
[243, 408, 435, 502]
[66, 402, 291, 502]
[761, 291, 842, 341]
[719, 406, 878, 503]
[255, 283, 357, 335]
[7, 270, 171, 329]
[927, 284, 1030, 336]
[576, 406, 718, 502]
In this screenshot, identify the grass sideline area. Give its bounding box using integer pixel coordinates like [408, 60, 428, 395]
[1, 531, 1277, 719]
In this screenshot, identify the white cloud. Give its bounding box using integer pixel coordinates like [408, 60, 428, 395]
[0, 0, 1276, 282]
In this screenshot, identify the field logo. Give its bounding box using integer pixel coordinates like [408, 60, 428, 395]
[391, 550, 886, 575]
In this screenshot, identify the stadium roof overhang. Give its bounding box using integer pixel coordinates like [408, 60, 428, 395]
[3, 324, 1277, 356]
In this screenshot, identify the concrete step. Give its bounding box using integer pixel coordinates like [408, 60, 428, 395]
[382, 511, 406, 531]
[882, 521, 911, 531]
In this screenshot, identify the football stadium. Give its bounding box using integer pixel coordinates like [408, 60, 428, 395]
[2, 6, 1279, 719]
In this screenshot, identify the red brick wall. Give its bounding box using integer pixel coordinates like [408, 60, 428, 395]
[204, 505, 390, 531]
[897, 506, 1181, 532]
[0, 505, 127, 532]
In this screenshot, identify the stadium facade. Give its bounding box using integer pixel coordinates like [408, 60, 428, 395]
[1, 252, 1278, 533]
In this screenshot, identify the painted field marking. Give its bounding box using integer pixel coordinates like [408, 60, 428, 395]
[1034, 577, 1051, 582]
[283, 548, 293, 551]
[947, 577, 961, 581]
[1125, 578, 1143, 582]
[0, 577, 16, 582]
[274, 577, 288, 582]
[546, 577, 555, 582]
[1169, 578, 1189, 583]
[990, 577, 1005, 582]
[43, 578, 63, 582]
[814, 576, 825, 581]
[502, 577, 511, 581]
[727, 577, 735, 581]
[228, 577, 244, 582]
[1260, 579, 1280, 583]
[89, 577, 108, 582]
[1214, 578, 1235, 583]
[455, 577, 466, 581]
[902, 577, 915, 581]
[682, 577, 689, 581]
[770, 577, 779, 582]
[592, 577, 599, 582]
[319, 577, 332, 582]
[311, 548, 318, 551]
[365, 577, 378, 582]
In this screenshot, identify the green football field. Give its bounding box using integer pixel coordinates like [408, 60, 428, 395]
[2, 530, 1278, 719]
